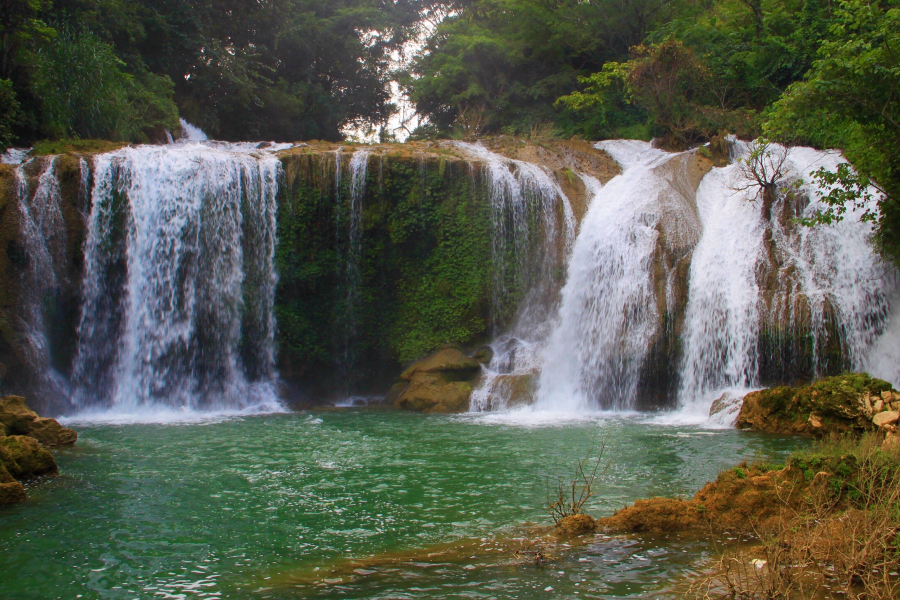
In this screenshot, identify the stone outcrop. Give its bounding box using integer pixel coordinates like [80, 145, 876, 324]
[736, 374, 894, 437]
[0, 396, 77, 446]
[390, 348, 483, 413]
[0, 435, 58, 480]
[0, 396, 74, 505]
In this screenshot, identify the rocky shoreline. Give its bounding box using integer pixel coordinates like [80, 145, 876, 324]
[554, 374, 900, 538]
[0, 396, 77, 504]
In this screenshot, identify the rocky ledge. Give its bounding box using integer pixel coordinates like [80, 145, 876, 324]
[735, 374, 899, 441]
[387, 347, 487, 413]
[0, 396, 77, 505]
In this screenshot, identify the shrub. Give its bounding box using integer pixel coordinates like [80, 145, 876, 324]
[31, 26, 178, 141]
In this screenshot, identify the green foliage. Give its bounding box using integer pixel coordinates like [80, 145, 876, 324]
[275, 151, 496, 394]
[407, 0, 673, 139]
[765, 0, 900, 263]
[2, 0, 427, 145]
[30, 26, 178, 141]
[733, 466, 747, 479]
[797, 163, 879, 226]
[789, 432, 900, 507]
[0, 79, 20, 152]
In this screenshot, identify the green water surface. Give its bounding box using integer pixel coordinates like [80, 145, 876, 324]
[0, 409, 804, 599]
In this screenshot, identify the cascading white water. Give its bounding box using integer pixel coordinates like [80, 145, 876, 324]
[482, 139, 896, 418]
[675, 150, 768, 411]
[453, 142, 576, 333]
[451, 143, 577, 412]
[534, 141, 701, 412]
[179, 118, 208, 142]
[339, 150, 370, 377]
[72, 144, 282, 412]
[677, 143, 896, 415]
[347, 150, 370, 300]
[12, 157, 69, 395]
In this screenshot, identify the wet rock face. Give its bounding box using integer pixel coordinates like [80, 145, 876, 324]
[391, 348, 483, 413]
[736, 374, 895, 437]
[0, 396, 77, 446]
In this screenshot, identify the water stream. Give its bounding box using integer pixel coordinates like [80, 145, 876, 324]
[473, 140, 898, 416]
[71, 144, 282, 415]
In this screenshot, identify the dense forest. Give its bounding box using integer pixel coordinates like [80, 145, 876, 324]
[1, 0, 897, 261]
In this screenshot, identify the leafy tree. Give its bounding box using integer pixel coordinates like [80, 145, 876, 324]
[30, 26, 178, 141]
[406, 0, 675, 138]
[0, 78, 21, 151]
[765, 0, 900, 263]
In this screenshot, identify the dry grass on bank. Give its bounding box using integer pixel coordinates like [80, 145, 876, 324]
[689, 434, 900, 599]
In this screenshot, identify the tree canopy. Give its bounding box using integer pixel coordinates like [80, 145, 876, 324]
[1, 0, 430, 145]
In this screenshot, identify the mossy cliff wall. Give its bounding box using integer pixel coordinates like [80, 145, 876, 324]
[0, 157, 87, 412]
[0, 140, 881, 413]
[276, 147, 496, 400]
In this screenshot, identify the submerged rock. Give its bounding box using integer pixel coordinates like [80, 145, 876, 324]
[736, 374, 894, 437]
[391, 348, 482, 413]
[0, 396, 77, 446]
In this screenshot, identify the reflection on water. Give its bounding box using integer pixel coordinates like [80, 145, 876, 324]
[0, 410, 804, 598]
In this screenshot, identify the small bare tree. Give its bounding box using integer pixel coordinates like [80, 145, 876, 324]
[546, 435, 612, 523]
[733, 137, 791, 207]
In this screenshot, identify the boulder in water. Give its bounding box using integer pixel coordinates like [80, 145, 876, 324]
[0, 463, 26, 504]
[392, 348, 482, 413]
[736, 374, 893, 437]
[0, 435, 58, 480]
[0, 396, 77, 446]
[472, 346, 494, 364]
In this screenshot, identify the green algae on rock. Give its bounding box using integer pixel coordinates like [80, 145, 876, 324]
[736, 374, 895, 437]
[0, 435, 58, 481]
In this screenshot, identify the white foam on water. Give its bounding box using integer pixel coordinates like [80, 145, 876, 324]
[457, 406, 620, 428]
[60, 391, 285, 425]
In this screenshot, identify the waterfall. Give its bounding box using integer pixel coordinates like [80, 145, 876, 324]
[12, 157, 70, 400]
[515, 139, 896, 416]
[339, 150, 370, 384]
[677, 144, 895, 414]
[452, 143, 576, 412]
[533, 141, 702, 412]
[71, 144, 282, 412]
[179, 118, 208, 142]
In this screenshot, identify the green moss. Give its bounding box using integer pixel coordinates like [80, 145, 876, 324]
[275, 151, 498, 395]
[751, 373, 893, 436]
[31, 139, 128, 156]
